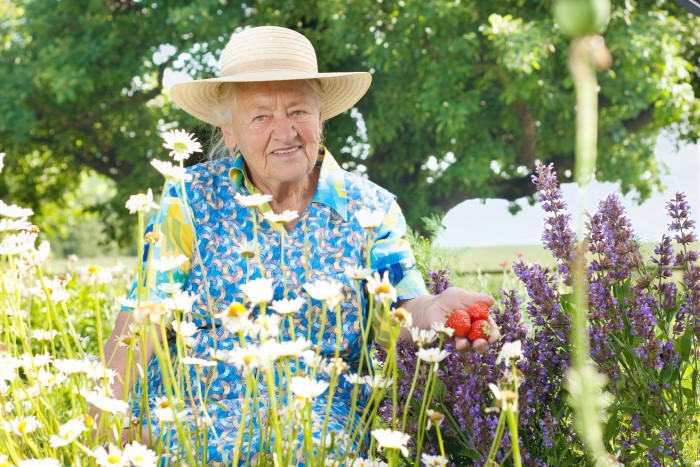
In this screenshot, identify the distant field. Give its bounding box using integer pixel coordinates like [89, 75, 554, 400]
[434, 241, 700, 273]
[433, 244, 556, 274]
[47, 255, 137, 276]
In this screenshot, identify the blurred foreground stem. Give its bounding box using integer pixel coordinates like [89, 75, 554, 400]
[567, 35, 616, 466]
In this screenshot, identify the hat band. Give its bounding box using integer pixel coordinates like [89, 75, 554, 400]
[222, 58, 318, 77]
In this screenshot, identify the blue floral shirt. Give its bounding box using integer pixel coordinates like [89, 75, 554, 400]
[128, 148, 427, 464]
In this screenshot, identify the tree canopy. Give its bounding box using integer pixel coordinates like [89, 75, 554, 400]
[1, 0, 699, 242]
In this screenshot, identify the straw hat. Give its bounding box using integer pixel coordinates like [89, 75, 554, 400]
[170, 26, 372, 125]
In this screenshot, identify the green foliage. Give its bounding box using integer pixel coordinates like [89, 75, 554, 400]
[1, 0, 699, 241]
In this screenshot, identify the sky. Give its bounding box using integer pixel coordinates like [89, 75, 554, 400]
[435, 137, 700, 247]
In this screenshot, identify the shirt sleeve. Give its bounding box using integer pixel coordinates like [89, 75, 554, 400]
[124, 180, 194, 306]
[369, 200, 428, 345]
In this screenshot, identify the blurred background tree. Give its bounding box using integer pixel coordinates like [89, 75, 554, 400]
[1, 0, 698, 250]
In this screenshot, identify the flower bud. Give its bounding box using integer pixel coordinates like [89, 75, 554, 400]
[553, 0, 611, 38]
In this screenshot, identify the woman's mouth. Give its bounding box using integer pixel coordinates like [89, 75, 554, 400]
[271, 146, 301, 156]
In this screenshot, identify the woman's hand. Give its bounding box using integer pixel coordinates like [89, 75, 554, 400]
[400, 288, 501, 353]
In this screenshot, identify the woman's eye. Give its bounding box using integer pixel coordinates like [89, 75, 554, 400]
[291, 110, 305, 117]
[253, 115, 266, 122]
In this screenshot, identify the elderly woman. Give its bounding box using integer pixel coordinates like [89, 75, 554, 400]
[105, 26, 499, 465]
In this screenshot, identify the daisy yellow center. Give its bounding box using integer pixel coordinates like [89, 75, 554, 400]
[107, 455, 121, 464]
[243, 354, 256, 366]
[88, 265, 102, 275]
[157, 400, 171, 408]
[18, 421, 27, 434]
[227, 303, 246, 318]
[85, 415, 94, 428]
[376, 284, 392, 294]
[121, 336, 133, 345]
[173, 142, 188, 153]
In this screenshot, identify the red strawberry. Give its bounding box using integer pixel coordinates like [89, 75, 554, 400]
[466, 302, 490, 321]
[467, 319, 490, 342]
[445, 309, 472, 338]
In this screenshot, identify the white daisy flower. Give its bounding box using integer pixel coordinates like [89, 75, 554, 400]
[153, 396, 178, 410]
[266, 338, 312, 359]
[150, 254, 189, 272]
[353, 459, 389, 467]
[157, 282, 183, 295]
[36, 368, 66, 389]
[32, 329, 58, 342]
[235, 238, 256, 258]
[234, 192, 273, 208]
[417, 348, 450, 370]
[118, 297, 138, 309]
[354, 207, 383, 230]
[290, 376, 329, 400]
[0, 200, 33, 219]
[249, 313, 280, 340]
[496, 340, 524, 366]
[410, 327, 438, 347]
[154, 407, 189, 423]
[28, 277, 70, 303]
[431, 322, 455, 338]
[171, 320, 198, 337]
[133, 302, 169, 325]
[125, 189, 159, 214]
[53, 358, 92, 375]
[86, 362, 117, 384]
[362, 375, 391, 389]
[343, 373, 363, 385]
[227, 345, 265, 369]
[150, 159, 193, 181]
[162, 290, 196, 312]
[263, 210, 299, 225]
[20, 352, 53, 369]
[123, 441, 158, 467]
[300, 349, 324, 369]
[421, 453, 448, 467]
[49, 418, 87, 447]
[93, 443, 128, 467]
[0, 231, 37, 255]
[162, 129, 202, 162]
[210, 349, 231, 362]
[180, 357, 216, 367]
[82, 390, 129, 415]
[240, 277, 274, 306]
[371, 428, 410, 457]
[366, 271, 397, 303]
[303, 280, 344, 306]
[344, 265, 369, 281]
[1, 415, 42, 435]
[324, 357, 348, 376]
[489, 383, 510, 411]
[0, 152, 4, 172]
[20, 239, 51, 268]
[270, 297, 305, 315]
[0, 217, 32, 232]
[425, 409, 445, 430]
[79, 265, 112, 285]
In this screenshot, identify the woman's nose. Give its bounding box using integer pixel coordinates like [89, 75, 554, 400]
[272, 116, 297, 141]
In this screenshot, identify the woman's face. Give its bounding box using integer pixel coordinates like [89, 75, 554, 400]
[222, 80, 323, 189]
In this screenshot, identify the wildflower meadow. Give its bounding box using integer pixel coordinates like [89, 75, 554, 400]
[2, 3, 700, 467]
[2, 126, 700, 466]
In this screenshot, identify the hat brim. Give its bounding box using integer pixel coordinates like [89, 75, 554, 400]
[170, 71, 372, 126]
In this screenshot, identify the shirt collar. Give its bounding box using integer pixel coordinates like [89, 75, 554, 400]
[228, 147, 348, 221]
